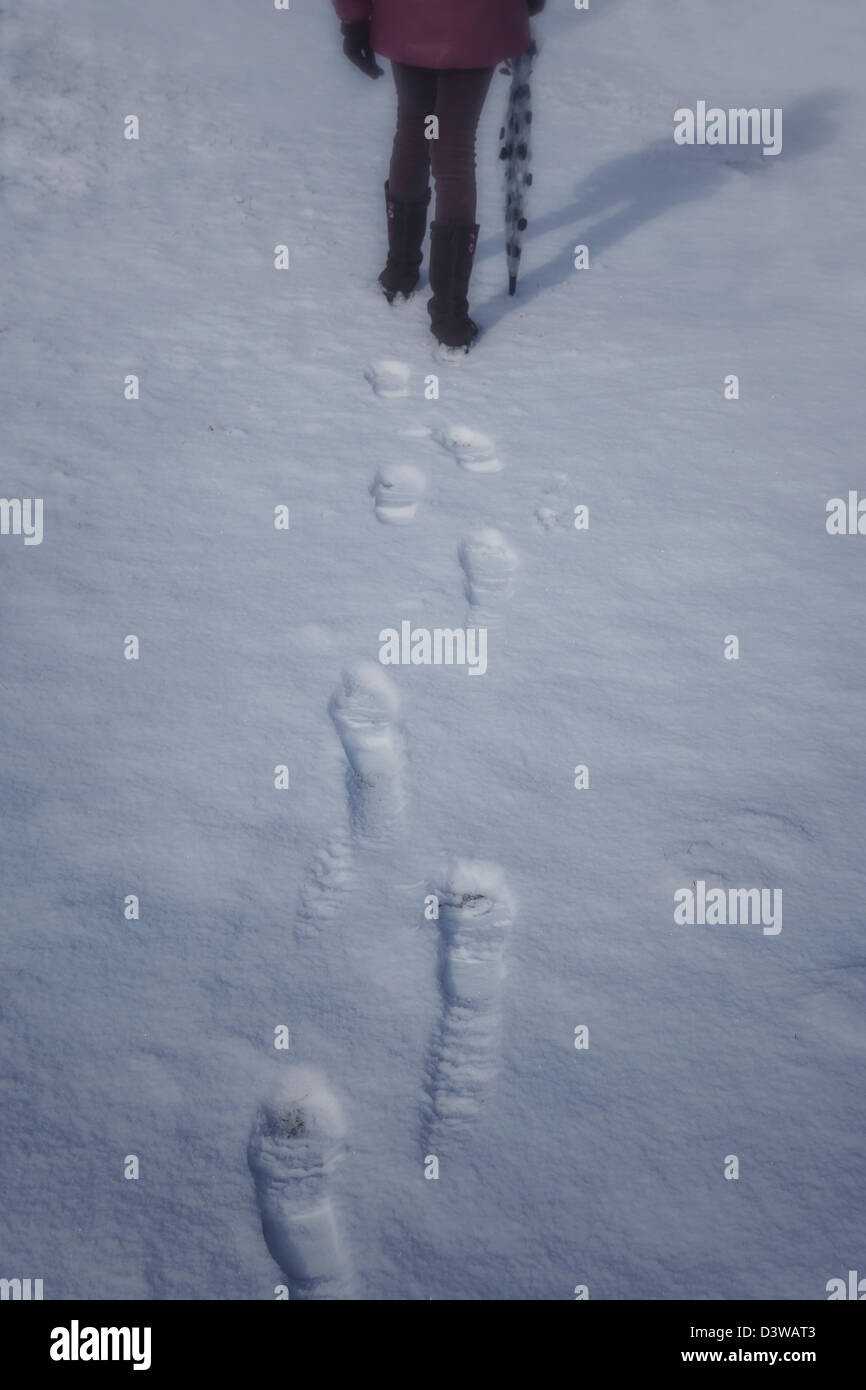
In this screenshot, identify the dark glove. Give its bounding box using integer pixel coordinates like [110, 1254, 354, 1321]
[527, 0, 546, 13]
[341, 20, 383, 78]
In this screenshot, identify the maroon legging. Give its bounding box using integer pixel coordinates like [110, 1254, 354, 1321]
[388, 62, 496, 224]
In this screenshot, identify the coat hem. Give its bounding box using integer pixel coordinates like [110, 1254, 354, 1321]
[373, 42, 523, 71]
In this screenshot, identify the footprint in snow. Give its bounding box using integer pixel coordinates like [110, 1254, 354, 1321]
[370, 463, 426, 525]
[422, 862, 515, 1153]
[364, 359, 411, 399]
[433, 425, 501, 473]
[534, 504, 576, 532]
[533, 473, 571, 530]
[664, 806, 814, 883]
[248, 1069, 352, 1300]
[458, 529, 518, 617]
[329, 661, 404, 841]
[295, 832, 355, 938]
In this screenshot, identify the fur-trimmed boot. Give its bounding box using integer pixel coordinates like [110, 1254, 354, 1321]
[427, 222, 480, 351]
[379, 181, 431, 302]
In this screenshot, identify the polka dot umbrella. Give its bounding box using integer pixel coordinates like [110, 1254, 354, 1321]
[499, 37, 538, 296]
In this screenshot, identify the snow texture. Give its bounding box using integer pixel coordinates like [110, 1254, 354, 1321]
[2, 0, 866, 1300]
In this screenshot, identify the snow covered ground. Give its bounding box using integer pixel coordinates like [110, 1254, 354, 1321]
[2, 0, 865, 1300]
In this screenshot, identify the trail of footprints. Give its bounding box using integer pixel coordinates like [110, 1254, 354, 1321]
[250, 361, 517, 1296]
[366, 363, 517, 623]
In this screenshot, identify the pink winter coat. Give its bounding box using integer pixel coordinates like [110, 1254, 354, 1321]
[332, 0, 531, 71]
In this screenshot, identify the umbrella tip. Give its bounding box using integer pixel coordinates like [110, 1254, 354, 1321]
[508, 275, 517, 296]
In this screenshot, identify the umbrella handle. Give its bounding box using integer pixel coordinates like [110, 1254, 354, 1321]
[500, 34, 539, 76]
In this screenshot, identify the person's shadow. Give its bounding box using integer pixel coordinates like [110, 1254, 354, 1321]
[475, 91, 844, 328]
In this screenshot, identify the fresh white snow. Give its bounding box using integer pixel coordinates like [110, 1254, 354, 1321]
[2, 0, 865, 1299]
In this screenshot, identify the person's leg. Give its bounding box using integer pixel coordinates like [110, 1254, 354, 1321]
[426, 67, 495, 349]
[388, 61, 436, 201]
[378, 63, 437, 300]
[431, 67, 496, 224]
